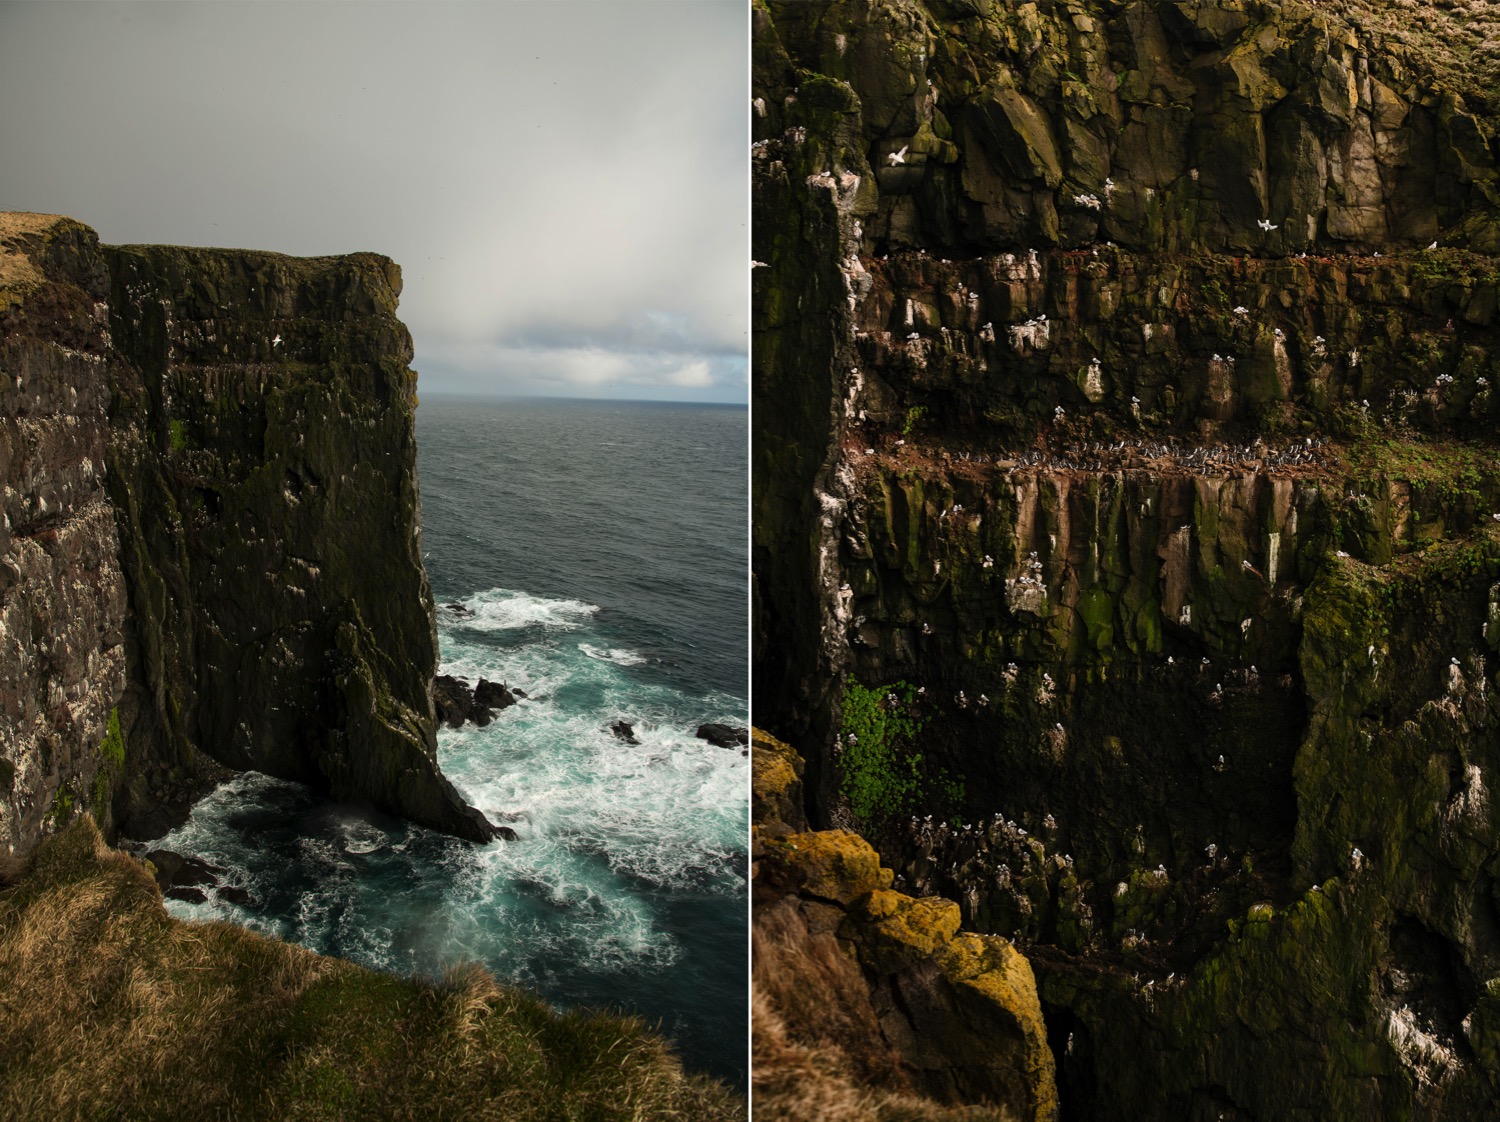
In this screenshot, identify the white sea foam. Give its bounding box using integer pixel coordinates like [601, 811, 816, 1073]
[448, 587, 599, 632]
[157, 580, 745, 1005]
[578, 642, 647, 666]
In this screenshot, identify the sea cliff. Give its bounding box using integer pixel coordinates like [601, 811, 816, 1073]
[754, 1, 1500, 1117]
[0, 212, 492, 853]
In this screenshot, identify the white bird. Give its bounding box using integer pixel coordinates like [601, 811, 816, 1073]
[1428, 241, 1438, 250]
[751, 260, 769, 269]
[887, 145, 909, 166]
[272, 334, 283, 347]
[1257, 219, 1278, 231]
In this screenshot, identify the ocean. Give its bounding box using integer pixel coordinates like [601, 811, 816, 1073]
[151, 397, 749, 1087]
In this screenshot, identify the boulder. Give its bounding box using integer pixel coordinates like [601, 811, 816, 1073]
[695, 723, 749, 749]
[144, 849, 224, 891]
[473, 679, 516, 711]
[433, 674, 474, 728]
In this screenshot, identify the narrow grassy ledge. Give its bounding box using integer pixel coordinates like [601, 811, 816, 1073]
[0, 818, 743, 1122]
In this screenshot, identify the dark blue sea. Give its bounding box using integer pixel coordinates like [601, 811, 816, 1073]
[153, 397, 749, 1088]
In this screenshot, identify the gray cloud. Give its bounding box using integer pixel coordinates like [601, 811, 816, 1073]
[0, 0, 748, 402]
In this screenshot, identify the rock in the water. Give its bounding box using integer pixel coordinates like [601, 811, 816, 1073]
[217, 884, 255, 907]
[144, 849, 224, 891]
[473, 679, 516, 712]
[165, 885, 208, 905]
[695, 723, 749, 749]
[434, 675, 519, 728]
[610, 720, 640, 745]
[433, 674, 475, 729]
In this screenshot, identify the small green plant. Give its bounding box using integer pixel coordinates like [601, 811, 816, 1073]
[838, 679, 926, 825]
[168, 419, 189, 452]
[99, 707, 125, 769]
[92, 707, 126, 821]
[901, 405, 927, 438]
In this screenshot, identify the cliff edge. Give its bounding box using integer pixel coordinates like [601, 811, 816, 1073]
[0, 213, 494, 855]
[753, 728, 1058, 1122]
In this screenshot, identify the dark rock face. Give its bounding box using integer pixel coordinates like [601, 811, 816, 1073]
[101, 242, 495, 843]
[0, 215, 127, 858]
[610, 720, 640, 745]
[757, 3, 1500, 1119]
[0, 211, 498, 853]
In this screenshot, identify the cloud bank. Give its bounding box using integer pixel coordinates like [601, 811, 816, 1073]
[0, 0, 748, 402]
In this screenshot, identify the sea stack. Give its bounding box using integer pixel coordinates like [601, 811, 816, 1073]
[0, 213, 496, 854]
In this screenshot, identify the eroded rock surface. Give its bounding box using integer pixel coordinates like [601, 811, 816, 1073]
[755, 2, 1500, 1117]
[0, 215, 126, 857]
[104, 242, 494, 842]
[0, 212, 495, 855]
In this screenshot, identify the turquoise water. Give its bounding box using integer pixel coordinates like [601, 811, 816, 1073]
[154, 398, 748, 1086]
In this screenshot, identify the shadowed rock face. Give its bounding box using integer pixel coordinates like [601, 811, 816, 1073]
[103, 242, 494, 843]
[0, 215, 127, 857]
[0, 212, 494, 854]
[756, 2, 1500, 1118]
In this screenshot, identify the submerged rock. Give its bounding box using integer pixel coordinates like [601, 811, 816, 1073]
[610, 720, 640, 745]
[145, 848, 224, 892]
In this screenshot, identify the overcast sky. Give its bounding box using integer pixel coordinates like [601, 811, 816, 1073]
[0, 1, 747, 403]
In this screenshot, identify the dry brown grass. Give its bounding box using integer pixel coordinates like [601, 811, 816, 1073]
[751, 899, 1018, 1122]
[0, 818, 744, 1122]
[752, 989, 1018, 1122]
[0, 211, 62, 291]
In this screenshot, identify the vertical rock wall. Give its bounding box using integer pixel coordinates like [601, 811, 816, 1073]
[104, 244, 493, 842]
[755, 2, 1500, 1118]
[0, 215, 126, 857]
[0, 212, 493, 856]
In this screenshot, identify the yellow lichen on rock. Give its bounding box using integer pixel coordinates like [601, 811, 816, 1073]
[773, 829, 893, 905]
[753, 729, 1058, 1122]
[752, 727, 807, 836]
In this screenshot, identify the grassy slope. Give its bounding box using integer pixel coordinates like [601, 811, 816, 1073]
[0, 818, 744, 1122]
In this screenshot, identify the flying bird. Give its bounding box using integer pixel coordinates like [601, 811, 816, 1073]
[272, 335, 283, 348]
[1257, 219, 1278, 231]
[887, 145, 909, 166]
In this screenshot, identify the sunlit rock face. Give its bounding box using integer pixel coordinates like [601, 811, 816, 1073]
[754, 2, 1500, 1117]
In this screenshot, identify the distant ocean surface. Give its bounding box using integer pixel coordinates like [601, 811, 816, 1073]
[153, 397, 749, 1086]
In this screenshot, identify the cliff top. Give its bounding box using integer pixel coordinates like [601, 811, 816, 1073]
[0, 212, 71, 293]
[1336, 0, 1500, 110]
